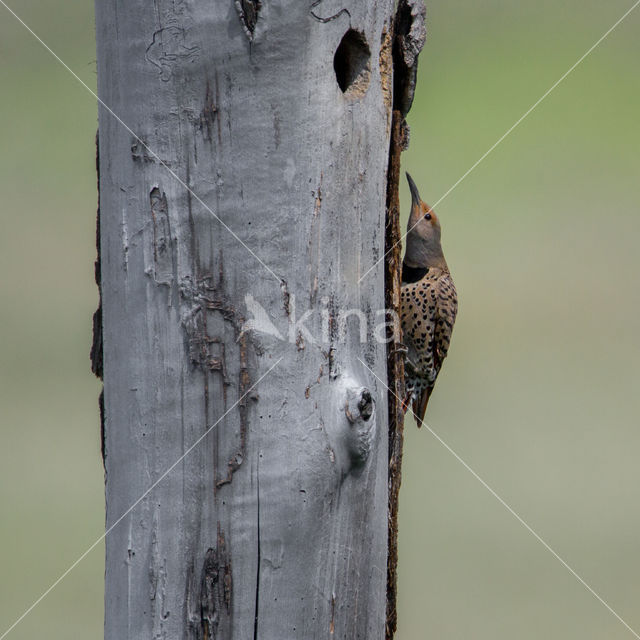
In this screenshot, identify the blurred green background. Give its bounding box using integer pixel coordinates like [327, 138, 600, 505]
[1, 1, 639, 638]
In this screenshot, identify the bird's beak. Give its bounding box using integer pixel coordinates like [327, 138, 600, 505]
[406, 172, 421, 208]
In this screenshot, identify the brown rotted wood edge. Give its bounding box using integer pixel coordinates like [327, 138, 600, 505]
[385, 110, 406, 640]
[386, 1, 426, 637]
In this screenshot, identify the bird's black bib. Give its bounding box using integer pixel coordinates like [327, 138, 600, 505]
[401, 262, 429, 284]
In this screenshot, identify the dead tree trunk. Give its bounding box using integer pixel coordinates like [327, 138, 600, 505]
[94, 1, 424, 638]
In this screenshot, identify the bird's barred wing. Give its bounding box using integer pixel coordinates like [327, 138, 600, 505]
[434, 273, 458, 367]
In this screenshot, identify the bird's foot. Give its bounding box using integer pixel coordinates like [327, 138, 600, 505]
[404, 357, 418, 374]
[389, 344, 408, 358]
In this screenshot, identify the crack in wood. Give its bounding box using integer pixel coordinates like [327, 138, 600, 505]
[252, 457, 261, 640]
[200, 76, 222, 146]
[200, 525, 232, 640]
[150, 187, 175, 286]
[280, 279, 291, 317]
[309, 175, 323, 306]
[235, 0, 261, 40]
[329, 592, 336, 634]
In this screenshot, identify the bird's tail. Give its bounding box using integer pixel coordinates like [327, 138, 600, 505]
[411, 388, 431, 429]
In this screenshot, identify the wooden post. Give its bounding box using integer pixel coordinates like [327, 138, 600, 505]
[93, 0, 426, 637]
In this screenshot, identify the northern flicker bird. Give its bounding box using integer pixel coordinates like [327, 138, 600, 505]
[400, 173, 458, 428]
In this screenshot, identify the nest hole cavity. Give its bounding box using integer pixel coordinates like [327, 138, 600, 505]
[334, 30, 371, 97]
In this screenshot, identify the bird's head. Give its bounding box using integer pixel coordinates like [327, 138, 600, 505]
[404, 172, 446, 269]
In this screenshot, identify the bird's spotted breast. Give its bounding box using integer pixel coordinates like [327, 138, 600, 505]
[400, 268, 457, 403]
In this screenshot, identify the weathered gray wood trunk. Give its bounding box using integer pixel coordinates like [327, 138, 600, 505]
[94, 1, 406, 637]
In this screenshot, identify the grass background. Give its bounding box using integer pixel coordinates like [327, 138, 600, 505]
[1, 1, 639, 638]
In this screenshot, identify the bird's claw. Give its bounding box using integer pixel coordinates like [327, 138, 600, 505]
[389, 343, 408, 357]
[404, 357, 418, 374]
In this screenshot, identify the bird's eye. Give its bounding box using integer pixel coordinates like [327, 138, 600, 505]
[424, 213, 432, 220]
